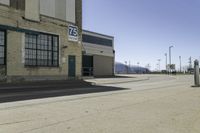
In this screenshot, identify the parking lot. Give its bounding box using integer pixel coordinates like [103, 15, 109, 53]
[0, 75, 200, 133]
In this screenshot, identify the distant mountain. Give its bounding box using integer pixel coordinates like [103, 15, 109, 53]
[115, 62, 150, 74]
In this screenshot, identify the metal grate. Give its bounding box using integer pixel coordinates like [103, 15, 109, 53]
[25, 33, 59, 67]
[0, 31, 5, 65]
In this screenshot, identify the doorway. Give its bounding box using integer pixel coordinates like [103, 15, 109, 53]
[68, 55, 76, 77]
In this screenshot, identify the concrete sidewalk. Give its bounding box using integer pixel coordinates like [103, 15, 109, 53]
[85, 74, 149, 85]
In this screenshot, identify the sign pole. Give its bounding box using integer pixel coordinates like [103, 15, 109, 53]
[193, 60, 200, 87]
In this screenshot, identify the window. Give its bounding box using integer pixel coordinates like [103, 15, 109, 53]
[10, 0, 25, 10]
[0, 31, 5, 65]
[82, 34, 113, 47]
[0, 0, 10, 6]
[25, 33, 59, 67]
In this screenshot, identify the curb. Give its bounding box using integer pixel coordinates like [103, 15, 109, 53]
[89, 77, 150, 85]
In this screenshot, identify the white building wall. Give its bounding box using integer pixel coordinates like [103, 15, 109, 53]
[0, 0, 9, 5]
[82, 31, 115, 76]
[83, 31, 114, 57]
[84, 43, 114, 57]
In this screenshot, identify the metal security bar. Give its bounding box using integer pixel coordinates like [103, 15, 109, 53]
[82, 67, 93, 76]
[0, 30, 5, 65]
[25, 33, 59, 67]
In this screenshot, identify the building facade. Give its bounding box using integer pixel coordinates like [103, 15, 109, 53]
[0, 0, 82, 82]
[82, 30, 115, 77]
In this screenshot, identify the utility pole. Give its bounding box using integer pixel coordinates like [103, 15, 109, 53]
[179, 56, 182, 73]
[169, 46, 174, 74]
[189, 57, 192, 69]
[157, 59, 161, 72]
[188, 57, 192, 74]
[194, 60, 200, 87]
[165, 53, 168, 71]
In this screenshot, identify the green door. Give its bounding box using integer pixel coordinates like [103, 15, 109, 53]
[68, 56, 76, 77]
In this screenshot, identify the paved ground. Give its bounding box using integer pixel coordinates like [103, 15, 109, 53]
[85, 74, 149, 85]
[0, 74, 200, 133]
[0, 79, 129, 103]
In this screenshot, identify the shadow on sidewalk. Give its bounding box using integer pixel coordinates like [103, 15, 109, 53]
[0, 80, 128, 103]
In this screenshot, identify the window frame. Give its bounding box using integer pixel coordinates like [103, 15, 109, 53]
[25, 33, 59, 67]
[10, 0, 25, 10]
[0, 30, 6, 66]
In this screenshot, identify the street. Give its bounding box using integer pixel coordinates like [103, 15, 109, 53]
[0, 80, 127, 103]
[0, 75, 200, 133]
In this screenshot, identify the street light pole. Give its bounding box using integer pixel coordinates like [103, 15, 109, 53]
[165, 53, 168, 71]
[169, 46, 174, 73]
[158, 59, 161, 72]
[179, 56, 182, 73]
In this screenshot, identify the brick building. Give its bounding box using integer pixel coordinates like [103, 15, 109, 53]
[0, 0, 82, 82]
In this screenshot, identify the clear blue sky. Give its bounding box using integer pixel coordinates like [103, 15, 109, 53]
[83, 0, 200, 70]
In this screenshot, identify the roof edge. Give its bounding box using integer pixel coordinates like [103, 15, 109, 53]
[83, 29, 114, 39]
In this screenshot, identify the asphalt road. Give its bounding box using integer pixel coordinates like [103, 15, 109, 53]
[1, 75, 200, 133]
[0, 80, 127, 103]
